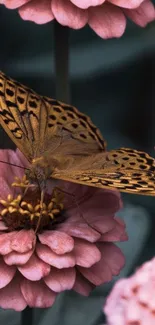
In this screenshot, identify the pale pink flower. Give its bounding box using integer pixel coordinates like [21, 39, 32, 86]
[0, 0, 155, 38]
[104, 257, 155, 325]
[0, 148, 127, 311]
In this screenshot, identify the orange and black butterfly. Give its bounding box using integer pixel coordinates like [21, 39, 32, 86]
[0, 71, 154, 197]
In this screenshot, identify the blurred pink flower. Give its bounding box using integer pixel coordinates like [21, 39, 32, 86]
[104, 257, 155, 325]
[0, 0, 155, 38]
[0, 148, 127, 311]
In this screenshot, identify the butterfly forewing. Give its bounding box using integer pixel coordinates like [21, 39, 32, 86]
[0, 71, 105, 161]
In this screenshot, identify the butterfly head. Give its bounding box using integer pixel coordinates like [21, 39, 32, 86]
[25, 156, 56, 190]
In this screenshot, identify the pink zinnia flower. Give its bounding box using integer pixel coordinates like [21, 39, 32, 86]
[0, 148, 127, 311]
[104, 257, 155, 325]
[0, 0, 154, 38]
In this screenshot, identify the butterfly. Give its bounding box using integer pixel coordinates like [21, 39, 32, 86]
[0, 70, 154, 198]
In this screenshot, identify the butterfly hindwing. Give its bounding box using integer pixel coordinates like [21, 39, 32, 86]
[52, 148, 155, 196]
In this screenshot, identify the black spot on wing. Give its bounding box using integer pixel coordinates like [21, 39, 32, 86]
[29, 101, 37, 109]
[6, 89, 14, 97]
[5, 100, 17, 108]
[17, 96, 25, 104]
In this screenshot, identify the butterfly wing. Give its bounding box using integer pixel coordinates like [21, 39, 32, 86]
[0, 71, 46, 161]
[52, 148, 155, 196]
[0, 71, 105, 163]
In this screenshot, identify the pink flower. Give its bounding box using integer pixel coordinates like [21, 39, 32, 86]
[104, 257, 155, 325]
[0, 149, 127, 311]
[0, 0, 155, 38]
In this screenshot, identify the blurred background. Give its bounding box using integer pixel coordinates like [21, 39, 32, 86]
[0, 4, 155, 324]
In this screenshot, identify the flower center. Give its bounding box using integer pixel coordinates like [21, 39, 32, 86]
[0, 176, 64, 232]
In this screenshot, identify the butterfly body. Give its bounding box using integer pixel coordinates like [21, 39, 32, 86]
[0, 71, 154, 196]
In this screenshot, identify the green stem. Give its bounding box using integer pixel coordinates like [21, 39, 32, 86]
[53, 21, 70, 103]
[21, 307, 33, 325]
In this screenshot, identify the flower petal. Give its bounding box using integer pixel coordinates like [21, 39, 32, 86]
[0, 257, 16, 288]
[85, 215, 118, 235]
[0, 221, 8, 230]
[44, 267, 76, 292]
[18, 254, 50, 280]
[4, 249, 33, 265]
[97, 242, 125, 276]
[0, 232, 16, 255]
[0, 275, 27, 311]
[16, 149, 29, 168]
[79, 189, 122, 218]
[58, 221, 100, 243]
[52, 0, 88, 29]
[73, 270, 94, 296]
[36, 243, 75, 269]
[19, 0, 54, 24]
[74, 238, 101, 267]
[108, 0, 145, 9]
[67, 189, 122, 234]
[0, 175, 13, 200]
[0, 0, 31, 9]
[38, 230, 74, 254]
[70, 0, 105, 9]
[63, 208, 119, 237]
[78, 242, 124, 285]
[11, 229, 36, 253]
[78, 256, 112, 285]
[21, 278, 56, 308]
[0, 149, 26, 188]
[88, 3, 126, 39]
[124, 0, 155, 27]
[99, 217, 128, 242]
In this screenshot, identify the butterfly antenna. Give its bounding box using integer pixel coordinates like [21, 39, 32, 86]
[54, 187, 102, 236]
[0, 160, 30, 170]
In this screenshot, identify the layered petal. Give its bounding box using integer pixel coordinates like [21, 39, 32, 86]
[52, 0, 88, 29]
[0, 257, 16, 288]
[74, 238, 101, 267]
[99, 217, 128, 242]
[0, 0, 31, 9]
[0, 275, 27, 311]
[36, 243, 75, 269]
[88, 3, 126, 39]
[18, 254, 51, 280]
[70, 0, 105, 9]
[0, 232, 17, 255]
[44, 267, 76, 292]
[4, 249, 33, 265]
[38, 230, 74, 254]
[124, 0, 155, 27]
[73, 270, 94, 296]
[19, 0, 54, 24]
[58, 221, 101, 243]
[78, 243, 124, 285]
[10, 229, 36, 253]
[21, 278, 56, 308]
[108, 0, 145, 9]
